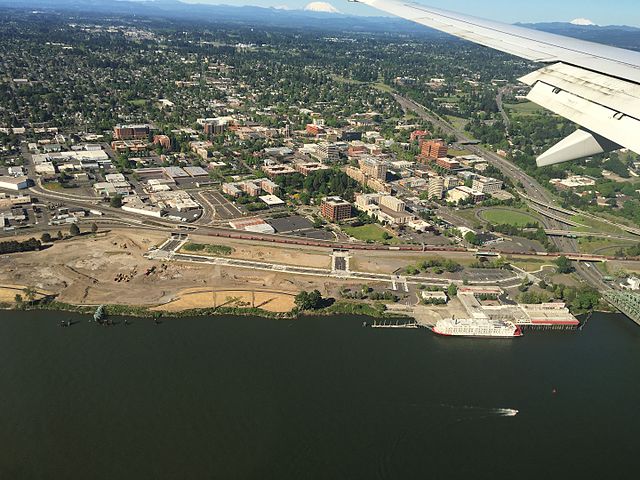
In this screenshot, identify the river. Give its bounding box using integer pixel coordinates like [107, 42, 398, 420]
[0, 311, 638, 479]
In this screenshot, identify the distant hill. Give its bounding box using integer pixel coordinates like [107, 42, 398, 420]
[3, 1, 640, 51]
[0, 0, 439, 36]
[518, 22, 640, 51]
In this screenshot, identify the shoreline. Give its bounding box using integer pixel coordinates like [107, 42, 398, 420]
[0, 299, 609, 325]
[0, 299, 405, 321]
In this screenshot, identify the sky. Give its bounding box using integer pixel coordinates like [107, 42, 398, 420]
[181, 0, 640, 26]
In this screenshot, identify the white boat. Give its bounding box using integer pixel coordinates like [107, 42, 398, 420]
[433, 318, 522, 338]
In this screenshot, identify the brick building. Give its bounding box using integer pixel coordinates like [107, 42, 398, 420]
[321, 196, 352, 222]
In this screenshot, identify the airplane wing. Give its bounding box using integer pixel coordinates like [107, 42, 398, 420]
[352, 0, 640, 166]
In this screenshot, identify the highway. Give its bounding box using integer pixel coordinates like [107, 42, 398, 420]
[391, 91, 608, 289]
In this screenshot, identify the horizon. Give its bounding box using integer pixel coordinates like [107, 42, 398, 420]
[177, 0, 640, 27]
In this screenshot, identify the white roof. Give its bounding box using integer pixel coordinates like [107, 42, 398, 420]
[259, 194, 285, 206]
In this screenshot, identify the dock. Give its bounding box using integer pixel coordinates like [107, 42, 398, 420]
[369, 319, 421, 329]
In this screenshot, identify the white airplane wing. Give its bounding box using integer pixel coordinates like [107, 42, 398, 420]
[353, 0, 640, 166]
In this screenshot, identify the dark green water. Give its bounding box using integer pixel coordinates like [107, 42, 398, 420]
[0, 311, 639, 479]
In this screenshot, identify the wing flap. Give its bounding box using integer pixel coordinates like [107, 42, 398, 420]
[526, 80, 640, 155]
[521, 63, 640, 121]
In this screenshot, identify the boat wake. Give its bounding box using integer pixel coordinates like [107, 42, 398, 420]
[495, 408, 519, 417]
[436, 404, 520, 420]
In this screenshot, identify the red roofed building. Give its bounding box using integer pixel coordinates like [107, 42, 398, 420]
[410, 130, 431, 142]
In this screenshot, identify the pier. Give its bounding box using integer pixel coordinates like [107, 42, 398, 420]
[603, 290, 640, 326]
[369, 319, 421, 329]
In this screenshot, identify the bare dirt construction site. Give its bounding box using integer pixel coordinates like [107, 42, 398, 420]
[0, 229, 377, 312]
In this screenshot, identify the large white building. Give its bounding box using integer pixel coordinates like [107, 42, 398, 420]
[472, 176, 503, 194]
[0, 176, 29, 191]
[427, 176, 444, 199]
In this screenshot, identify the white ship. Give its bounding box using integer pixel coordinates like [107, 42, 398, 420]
[433, 318, 523, 338]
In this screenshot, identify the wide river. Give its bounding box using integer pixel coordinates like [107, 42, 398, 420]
[0, 311, 638, 479]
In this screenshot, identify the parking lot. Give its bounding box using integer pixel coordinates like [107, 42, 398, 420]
[267, 215, 335, 241]
[196, 190, 244, 222]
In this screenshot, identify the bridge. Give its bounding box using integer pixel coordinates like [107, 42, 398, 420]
[544, 229, 636, 241]
[528, 204, 588, 228]
[603, 290, 640, 326]
[521, 193, 640, 237]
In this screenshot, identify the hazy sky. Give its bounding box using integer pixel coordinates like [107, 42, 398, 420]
[182, 0, 640, 26]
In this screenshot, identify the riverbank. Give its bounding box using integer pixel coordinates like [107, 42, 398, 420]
[0, 297, 404, 321]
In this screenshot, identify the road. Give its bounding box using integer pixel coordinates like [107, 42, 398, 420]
[496, 87, 511, 128]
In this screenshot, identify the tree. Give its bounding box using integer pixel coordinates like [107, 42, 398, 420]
[91, 222, 98, 234]
[555, 256, 573, 274]
[41, 232, 52, 243]
[464, 231, 481, 246]
[14, 293, 23, 306]
[69, 223, 80, 237]
[294, 290, 325, 310]
[22, 286, 36, 304]
[56, 230, 63, 240]
[110, 194, 123, 208]
[447, 283, 458, 298]
[382, 231, 392, 241]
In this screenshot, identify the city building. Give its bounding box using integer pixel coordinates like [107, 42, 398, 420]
[549, 175, 597, 189]
[229, 218, 276, 234]
[262, 164, 297, 178]
[259, 194, 285, 207]
[321, 196, 352, 222]
[421, 139, 448, 160]
[410, 130, 431, 142]
[241, 181, 261, 197]
[436, 157, 461, 170]
[379, 195, 405, 213]
[0, 176, 29, 191]
[472, 176, 504, 194]
[295, 162, 330, 176]
[190, 141, 213, 160]
[447, 186, 485, 204]
[341, 131, 362, 142]
[260, 179, 279, 195]
[427, 176, 445, 199]
[152, 135, 171, 150]
[121, 198, 164, 218]
[222, 183, 242, 197]
[111, 140, 148, 154]
[354, 193, 414, 226]
[444, 175, 461, 190]
[203, 117, 230, 135]
[359, 156, 387, 181]
[113, 124, 150, 140]
[314, 142, 340, 163]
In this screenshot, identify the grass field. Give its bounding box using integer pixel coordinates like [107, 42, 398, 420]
[128, 99, 147, 106]
[577, 237, 636, 255]
[446, 115, 469, 131]
[504, 101, 545, 116]
[180, 242, 234, 256]
[448, 148, 472, 156]
[343, 224, 399, 244]
[479, 208, 540, 227]
[43, 182, 66, 192]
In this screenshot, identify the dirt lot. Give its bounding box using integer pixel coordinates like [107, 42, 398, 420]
[187, 234, 332, 269]
[349, 250, 475, 274]
[0, 284, 52, 303]
[152, 288, 296, 313]
[0, 230, 356, 310]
